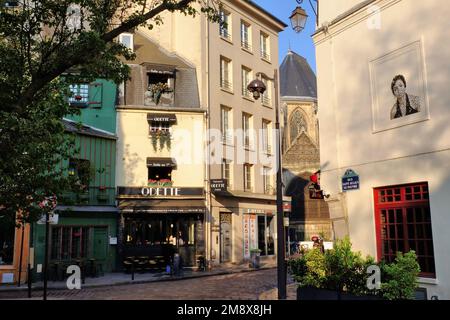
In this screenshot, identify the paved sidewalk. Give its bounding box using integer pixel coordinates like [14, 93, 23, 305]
[0, 261, 278, 293]
[258, 283, 297, 300]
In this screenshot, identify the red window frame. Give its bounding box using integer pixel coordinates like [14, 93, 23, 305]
[374, 182, 435, 278]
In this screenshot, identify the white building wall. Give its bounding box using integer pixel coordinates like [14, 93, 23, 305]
[314, 0, 450, 299]
[116, 110, 205, 188]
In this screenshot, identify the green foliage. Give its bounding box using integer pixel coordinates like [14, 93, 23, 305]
[380, 251, 420, 300]
[287, 237, 421, 300]
[0, 79, 78, 225]
[0, 0, 220, 223]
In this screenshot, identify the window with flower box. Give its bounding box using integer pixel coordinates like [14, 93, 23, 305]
[219, 9, 232, 41]
[374, 182, 436, 278]
[68, 83, 103, 108]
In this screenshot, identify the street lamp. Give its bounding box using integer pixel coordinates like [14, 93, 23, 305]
[247, 70, 287, 300]
[290, 0, 318, 32]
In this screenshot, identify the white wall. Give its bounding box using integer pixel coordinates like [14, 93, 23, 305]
[116, 110, 205, 188]
[318, 0, 369, 26]
[315, 0, 450, 299]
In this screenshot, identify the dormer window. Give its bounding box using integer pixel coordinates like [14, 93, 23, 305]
[143, 63, 176, 106]
[119, 33, 134, 52]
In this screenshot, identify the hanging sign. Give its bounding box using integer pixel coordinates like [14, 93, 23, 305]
[342, 169, 360, 191]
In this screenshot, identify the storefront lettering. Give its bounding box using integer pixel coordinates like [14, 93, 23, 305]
[141, 187, 181, 197]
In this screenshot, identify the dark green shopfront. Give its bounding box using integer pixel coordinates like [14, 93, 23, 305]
[32, 79, 120, 279]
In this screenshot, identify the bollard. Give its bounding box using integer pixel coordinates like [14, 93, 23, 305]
[80, 262, 86, 285]
[27, 264, 32, 299]
[131, 261, 135, 281]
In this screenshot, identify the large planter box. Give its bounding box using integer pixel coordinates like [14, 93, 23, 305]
[297, 287, 382, 301]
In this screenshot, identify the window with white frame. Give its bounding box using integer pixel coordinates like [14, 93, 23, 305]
[222, 159, 232, 188]
[221, 106, 232, 144]
[262, 119, 272, 154]
[149, 121, 171, 134]
[242, 113, 252, 149]
[219, 9, 232, 41]
[263, 167, 272, 194]
[69, 83, 89, 107]
[241, 66, 252, 98]
[260, 32, 270, 61]
[119, 33, 134, 52]
[66, 4, 82, 31]
[220, 56, 232, 91]
[240, 20, 252, 51]
[244, 163, 253, 191]
[261, 77, 272, 107]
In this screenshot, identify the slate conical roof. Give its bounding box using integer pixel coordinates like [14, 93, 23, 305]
[280, 50, 317, 98]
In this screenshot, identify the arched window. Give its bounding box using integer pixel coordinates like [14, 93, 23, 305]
[290, 109, 308, 144]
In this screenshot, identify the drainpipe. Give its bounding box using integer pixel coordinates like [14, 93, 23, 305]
[205, 0, 212, 266]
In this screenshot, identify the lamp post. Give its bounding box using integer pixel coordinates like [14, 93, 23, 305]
[290, 0, 318, 32]
[247, 70, 287, 300]
[39, 196, 57, 301]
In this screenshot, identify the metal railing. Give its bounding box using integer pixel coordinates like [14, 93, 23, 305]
[262, 95, 272, 106]
[220, 79, 233, 91]
[261, 50, 271, 61]
[242, 87, 252, 99]
[222, 132, 233, 144]
[241, 40, 253, 52]
[220, 29, 232, 41]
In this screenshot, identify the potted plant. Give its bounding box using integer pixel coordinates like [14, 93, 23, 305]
[150, 129, 172, 152]
[148, 82, 172, 105]
[288, 237, 420, 300]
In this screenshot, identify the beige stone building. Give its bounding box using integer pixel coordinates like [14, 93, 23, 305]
[280, 50, 331, 246]
[115, 1, 288, 268]
[315, 0, 450, 299]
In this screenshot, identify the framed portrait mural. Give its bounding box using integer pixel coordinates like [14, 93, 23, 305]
[369, 40, 430, 133]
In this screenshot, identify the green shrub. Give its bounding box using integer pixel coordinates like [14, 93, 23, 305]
[287, 237, 421, 300]
[380, 251, 420, 300]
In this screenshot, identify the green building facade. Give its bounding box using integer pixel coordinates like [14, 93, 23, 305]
[32, 80, 119, 277]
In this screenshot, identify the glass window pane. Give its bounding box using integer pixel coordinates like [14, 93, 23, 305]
[258, 216, 266, 255]
[397, 224, 404, 240]
[407, 225, 415, 239]
[396, 210, 403, 224]
[267, 216, 275, 255]
[406, 208, 415, 223]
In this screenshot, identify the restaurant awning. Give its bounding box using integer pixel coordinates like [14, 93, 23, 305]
[147, 113, 177, 123]
[119, 199, 205, 214]
[141, 63, 176, 75]
[146, 157, 177, 168]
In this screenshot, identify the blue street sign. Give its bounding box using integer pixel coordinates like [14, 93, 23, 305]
[342, 169, 360, 191]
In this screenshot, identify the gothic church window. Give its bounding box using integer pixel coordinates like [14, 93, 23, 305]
[290, 109, 308, 144]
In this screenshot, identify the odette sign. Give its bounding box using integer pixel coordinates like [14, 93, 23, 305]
[117, 187, 204, 197]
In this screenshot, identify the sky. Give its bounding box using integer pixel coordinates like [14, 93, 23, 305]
[252, 0, 317, 73]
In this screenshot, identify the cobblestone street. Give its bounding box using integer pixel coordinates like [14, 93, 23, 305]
[0, 268, 296, 300]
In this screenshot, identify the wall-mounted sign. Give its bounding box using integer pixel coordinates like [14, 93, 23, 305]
[244, 209, 266, 214]
[342, 169, 360, 191]
[309, 185, 324, 200]
[117, 187, 204, 198]
[210, 179, 227, 193]
[147, 113, 177, 123]
[36, 213, 59, 225]
[109, 236, 118, 245]
[243, 215, 257, 259]
[283, 202, 291, 212]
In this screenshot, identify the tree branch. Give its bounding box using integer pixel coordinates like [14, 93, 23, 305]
[102, 0, 196, 42]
